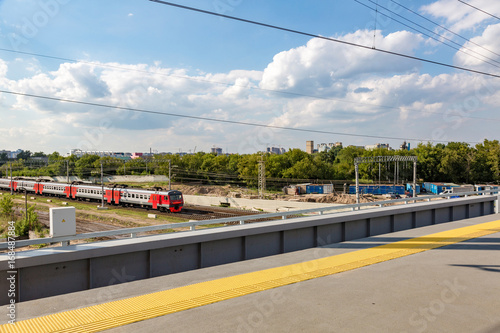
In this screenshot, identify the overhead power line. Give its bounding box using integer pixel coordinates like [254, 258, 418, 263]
[457, 0, 500, 21]
[0, 89, 480, 144]
[356, 0, 500, 68]
[390, 0, 500, 59]
[148, 0, 500, 79]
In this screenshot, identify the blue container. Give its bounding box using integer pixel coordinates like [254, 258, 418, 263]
[306, 185, 324, 194]
[429, 183, 452, 194]
[349, 185, 405, 195]
[406, 183, 421, 194]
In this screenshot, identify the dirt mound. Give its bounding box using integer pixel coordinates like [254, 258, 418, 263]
[299, 193, 376, 204]
[176, 185, 242, 197]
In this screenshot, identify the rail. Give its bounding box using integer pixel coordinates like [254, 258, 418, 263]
[1, 189, 498, 250]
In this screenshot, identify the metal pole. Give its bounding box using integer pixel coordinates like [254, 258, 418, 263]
[393, 161, 396, 194]
[24, 188, 28, 231]
[355, 163, 360, 206]
[495, 194, 499, 214]
[168, 160, 172, 190]
[66, 160, 69, 183]
[413, 161, 417, 198]
[378, 162, 381, 186]
[10, 162, 13, 195]
[101, 162, 105, 208]
[396, 161, 399, 184]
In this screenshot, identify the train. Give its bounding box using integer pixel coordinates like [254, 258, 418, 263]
[0, 178, 184, 213]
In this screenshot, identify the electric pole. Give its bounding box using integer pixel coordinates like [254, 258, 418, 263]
[258, 156, 266, 199]
[101, 162, 105, 208]
[168, 160, 172, 190]
[10, 162, 13, 195]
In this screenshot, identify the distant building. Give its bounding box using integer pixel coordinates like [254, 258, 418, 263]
[3, 149, 24, 159]
[131, 152, 143, 159]
[400, 141, 410, 151]
[306, 141, 315, 154]
[211, 147, 223, 155]
[69, 149, 115, 158]
[365, 143, 391, 150]
[317, 142, 343, 153]
[267, 147, 286, 155]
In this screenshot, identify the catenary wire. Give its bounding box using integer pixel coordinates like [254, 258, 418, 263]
[391, 0, 500, 58]
[355, 0, 500, 68]
[148, 0, 500, 79]
[457, 0, 500, 21]
[0, 89, 481, 144]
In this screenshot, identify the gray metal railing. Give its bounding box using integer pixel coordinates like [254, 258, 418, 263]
[1, 189, 498, 250]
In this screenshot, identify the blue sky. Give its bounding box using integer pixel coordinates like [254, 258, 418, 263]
[1, 0, 500, 154]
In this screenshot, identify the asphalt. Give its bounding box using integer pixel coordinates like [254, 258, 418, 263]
[4, 214, 500, 333]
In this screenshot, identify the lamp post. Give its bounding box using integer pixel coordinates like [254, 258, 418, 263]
[18, 187, 28, 230]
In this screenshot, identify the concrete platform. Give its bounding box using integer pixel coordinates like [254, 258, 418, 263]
[3, 214, 500, 332]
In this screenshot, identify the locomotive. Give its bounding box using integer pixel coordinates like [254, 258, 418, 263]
[0, 178, 183, 213]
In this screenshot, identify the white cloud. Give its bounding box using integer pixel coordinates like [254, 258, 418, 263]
[421, 0, 500, 32]
[454, 23, 500, 70]
[260, 30, 423, 95]
[0, 59, 7, 77]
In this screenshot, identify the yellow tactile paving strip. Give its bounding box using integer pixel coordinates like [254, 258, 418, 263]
[2, 219, 500, 333]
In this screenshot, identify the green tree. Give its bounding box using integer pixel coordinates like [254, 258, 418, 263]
[334, 146, 365, 180]
[0, 195, 15, 220]
[16, 150, 31, 160]
[473, 139, 500, 183]
[413, 143, 445, 182]
[15, 205, 41, 237]
[32, 151, 47, 158]
[439, 142, 472, 183]
[75, 155, 100, 179]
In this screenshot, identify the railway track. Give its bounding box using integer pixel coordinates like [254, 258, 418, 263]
[7, 191, 272, 237]
[179, 204, 263, 222]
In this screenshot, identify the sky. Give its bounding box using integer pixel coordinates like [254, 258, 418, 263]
[1, 0, 500, 155]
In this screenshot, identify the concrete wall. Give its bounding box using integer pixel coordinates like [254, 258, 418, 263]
[184, 195, 342, 212]
[0, 196, 496, 305]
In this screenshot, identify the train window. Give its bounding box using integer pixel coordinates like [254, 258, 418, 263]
[170, 194, 182, 201]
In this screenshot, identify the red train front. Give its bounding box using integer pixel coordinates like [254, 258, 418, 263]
[163, 190, 183, 213]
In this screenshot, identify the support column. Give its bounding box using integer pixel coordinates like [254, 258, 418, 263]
[413, 161, 417, 199]
[495, 194, 499, 214]
[355, 163, 360, 206]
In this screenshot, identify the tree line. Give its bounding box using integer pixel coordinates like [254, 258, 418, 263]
[0, 140, 499, 188]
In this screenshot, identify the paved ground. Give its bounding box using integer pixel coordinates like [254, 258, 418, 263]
[4, 214, 500, 333]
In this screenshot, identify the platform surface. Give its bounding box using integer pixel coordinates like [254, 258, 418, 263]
[1, 214, 500, 333]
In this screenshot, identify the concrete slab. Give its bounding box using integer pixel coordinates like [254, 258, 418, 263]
[3, 214, 500, 333]
[184, 194, 344, 212]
